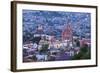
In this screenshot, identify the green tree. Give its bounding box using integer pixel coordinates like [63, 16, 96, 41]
[72, 44, 90, 60]
[40, 44, 49, 54]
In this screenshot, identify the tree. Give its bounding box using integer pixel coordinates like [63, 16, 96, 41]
[40, 44, 49, 54]
[72, 44, 90, 60]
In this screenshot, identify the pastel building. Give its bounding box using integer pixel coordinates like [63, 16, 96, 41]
[62, 24, 73, 41]
[80, 38, 91, 47]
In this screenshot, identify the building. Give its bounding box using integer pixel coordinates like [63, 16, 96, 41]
[80, 38, 91, 47]
[62, 24, 73, 41]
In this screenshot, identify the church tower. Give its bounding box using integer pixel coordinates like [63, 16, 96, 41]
[62, 24, 73, 41]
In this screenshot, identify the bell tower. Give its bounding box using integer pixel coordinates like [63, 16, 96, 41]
[62, 24, 73, 41]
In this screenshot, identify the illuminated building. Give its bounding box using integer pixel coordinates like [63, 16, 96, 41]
[62, 24, 73, 41]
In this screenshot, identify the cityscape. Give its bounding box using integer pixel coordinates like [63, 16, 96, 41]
[23, 10, 91, 62]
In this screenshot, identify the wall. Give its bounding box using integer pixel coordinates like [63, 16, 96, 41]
[0, 0, 99, 73]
